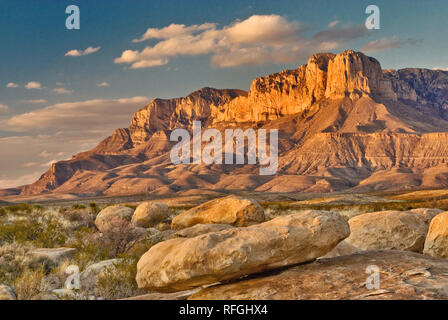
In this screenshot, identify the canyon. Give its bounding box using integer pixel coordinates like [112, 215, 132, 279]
[3, 50, 448, 199]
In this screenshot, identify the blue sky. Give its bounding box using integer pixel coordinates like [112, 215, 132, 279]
[0, 0, 447, 188]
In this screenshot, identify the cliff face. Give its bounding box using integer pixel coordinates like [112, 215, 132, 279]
[11, 50, 448, 197]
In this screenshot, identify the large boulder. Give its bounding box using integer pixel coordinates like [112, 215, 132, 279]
[346, 210, 433, 252]
[173, 224, 234, 239]
[132, 202, 170, 228]
[137, 210, 349, 292]
[189, 250, 448, 300]
[0, 285, 16, 300]
[95, 205, 134, 233]
[424, 211, 448, 259]
[171, 195, 265, 230]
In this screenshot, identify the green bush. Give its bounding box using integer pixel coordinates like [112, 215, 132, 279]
[0, 214, 67, 247]
[89, 202, 100, 214]
[72, 203, 86, 210]
[4, 203, 33, 214]
[0, 207, 6, 217]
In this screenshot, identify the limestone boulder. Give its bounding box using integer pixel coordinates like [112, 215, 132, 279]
[424, 211, 448, 259]
[95, 205, 134, 233]
[137, 210, 349, 292]
[173, 224, 234, 239]
[171, 195, 265, 230]
[132, 202, 170, 228]
[346, 210, 433, 252]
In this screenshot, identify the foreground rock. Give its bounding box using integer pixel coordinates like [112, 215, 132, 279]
[190, 250, 448, 300]
[95, 205, 134, 232]
[29, 247, 76, 265]
[137, 210, 349, 292]
[132, 202, 170, 228]
[173, 224, 234, 239]
[171, 195, 265, 230]
[0, 285, 16, 300]
[346, 210, 436, 252]
[123, 289, 199, 300]
[81, 259, 122, 291]
[424, 211, 448, 259]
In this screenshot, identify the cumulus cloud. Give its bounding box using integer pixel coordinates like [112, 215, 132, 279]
[2, 96, 148, 134]
[0, 171, 42, 189]
[53, 87, 73, 94]
[25, 81, 42, 90]
[115, 15, 370, 69]
[22, 99, 48, 104]
[0, 96, 148, 188]
[97, 82, 110, 87]
[65, 46, 101, 57]
[0, 104, 10, 112]
[6, 82, 19, 88]
[361, 37, 422, 53]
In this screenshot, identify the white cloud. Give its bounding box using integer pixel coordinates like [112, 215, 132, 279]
[40, 160, 58, 168]
[23, 162, 38, 168]
[0, 172, 42, 189]
[22, 99, 48, 104]
[97, 82, 110, 87]
[6, 82, 19, 88]
[0, 104, 10, 112]
[2, 96, 148, 134]
[25, 81, 42, 90]
[361, 37, 422, 53]
[53, 87, 73, 94]
[115, 15, 370, 69]
[65, 46, 101, 57]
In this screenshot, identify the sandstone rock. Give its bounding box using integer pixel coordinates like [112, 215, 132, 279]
[132, 202, 170, 228]
[0, 285, 16, 300]
[346, 210, 432, 252]
[171, 195, 265, 230]
[173, 224, 234, 239]
[29, 247, 76, 265]
[137, 210, 349, 292]
[95, 205, 134, 233]
[189, 250, 448, 300]
[320, 241, 360, 259]
[410, 208, 443, 224]
[424, 211, 448, 259]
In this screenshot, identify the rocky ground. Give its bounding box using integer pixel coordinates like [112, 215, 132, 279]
[2, 190, 448, 300]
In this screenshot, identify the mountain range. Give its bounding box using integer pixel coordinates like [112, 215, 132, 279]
[3, 50, 448, 198]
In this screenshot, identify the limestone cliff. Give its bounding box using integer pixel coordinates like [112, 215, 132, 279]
[9, 50, 448, 197]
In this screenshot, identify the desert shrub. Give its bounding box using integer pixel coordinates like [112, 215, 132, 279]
[0, 214, 67, 247]
[0, 243, 31, 285]
[89, 202, 100, 215]
[99, 218, 145, 257]
[69, 227, 110, 269]
[72, 203, 86, 210]
[5, 203, 33, 214]
[0, 206, 6, 217]
[14, 267, 45, 300]
[95, 258, 143, 300]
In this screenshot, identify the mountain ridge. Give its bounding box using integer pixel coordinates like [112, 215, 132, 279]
[4, 50, 448, 198]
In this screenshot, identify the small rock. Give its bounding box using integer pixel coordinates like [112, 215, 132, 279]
[132, 202, 170, 228]
[81, 259, 122, 291]
[29, 247, 76, 265]
[171, 195, 265, 230]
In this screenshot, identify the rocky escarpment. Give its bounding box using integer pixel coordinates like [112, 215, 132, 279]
[7, 50, 448, 197]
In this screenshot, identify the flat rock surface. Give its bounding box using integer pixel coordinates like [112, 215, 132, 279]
[189, 250, 448, 300]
